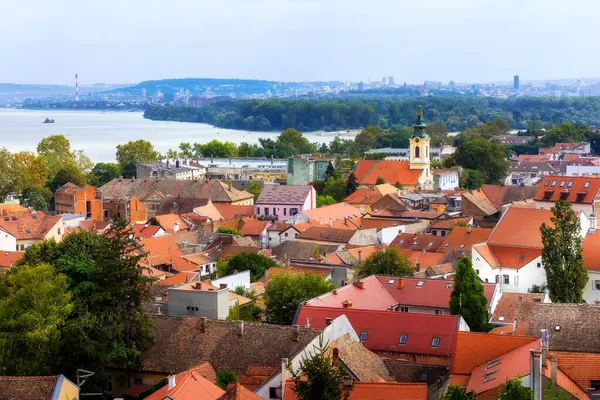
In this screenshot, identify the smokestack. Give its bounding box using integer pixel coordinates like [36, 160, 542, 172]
[399, 279, 405, 290]
[357, 250, 363, 264]
[75, 73, 79, 102]
[168, 375, 176, 391]
[329, 218, 333, 227]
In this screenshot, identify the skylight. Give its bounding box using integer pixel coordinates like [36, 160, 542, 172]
[544, 181, 550, 187]
[360, 331, 368, 342]
[399, 334, 408, 344]
[445, 242, 451, 247]
[585, 181, 590, 188]
[417, 281, 424, 287]
[431, 337, 440, 347]
[487, 358, 501, 368]
[568, 181, 574, 187]
[551, 180, 557, 186]
[560, 180, 565, 187]
[388, 279, 395, 284]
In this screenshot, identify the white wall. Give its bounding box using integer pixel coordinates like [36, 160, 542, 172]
[212, 270, 251, 290]
[349, 228, 379, 246]
[565, 165, 600, 176]
[535, 201, 593, 230]
[435, 171, 460, 190]
[583, 270, 600, 304]
[378, 225, 405, 245]
[0, 229, 17, 252]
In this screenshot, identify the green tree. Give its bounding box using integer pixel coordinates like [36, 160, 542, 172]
[542, 122, 591, 146]
[0, 148, 16, 201]
[178, 142, 194, 158]
[440, 385, 477, 400]
[217, 226, 242, 235]
[323, 176, 346, 202]
[375, 176, 386, 184]
[353, 249, 413, 279]
[345, 172, 358, 196]
[265, 273, 336, 325]
[11, 151, 49, 194]
[495, 377, 532, 400]
[355, 125, 382, 152]
[116, 139, 160, 178]
[19, 187, 52, 211]
[248, 181, 261, 200]
[238, 142, 258, 157]
[216, 370, 239, 390]
[426, 123, 449, 147]
[90, 162, 122, 186]
[47, 164, 87, 192]
[317, 195, 337, 207]
[324, 162, 337, 180]
[453, 138, 509, 184]
[460, 169, 485, 190]
[286, 336, 350, 400]
[221, 252, 278, 282]
[37, 135, 76, 177]
[165, 149, 180, 159]
[540, 200, 588, 303]
[278, 129, 315, 154]
[0, 263, 73, 375]
[450, 258, 491, 332]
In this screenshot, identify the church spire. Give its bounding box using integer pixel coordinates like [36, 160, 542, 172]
[412, 105, 427, 138]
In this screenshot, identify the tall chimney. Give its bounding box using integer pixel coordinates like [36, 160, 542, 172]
[590, 214, 597, 233]
[357, 251, 363, 264]
[398, 279, 405, 290]
[239, 321, 245, 336]
[530, 350, 542, 400]
[168, 375, 176, 391]
[329, 218, 333, 227]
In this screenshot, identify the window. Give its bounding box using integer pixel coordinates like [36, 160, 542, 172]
[417, 281, 424, 287]
[257, 207, 260, 214]
[106, 375, 113, 393]
[283, 208, 287, 216]
[576, 193, 586, 202]
[20, 244, 25, 251]
[551, 180, 557, 187]
[133, 377, 143, 385]
[360, 331, 368, 342]
[503, 275, 510, 284]
[58, 228, 61, 235]
[568, 181, 574, 187]
[290, 208, 298, 216]
[514, 276, 519, 286]
[537, 262, 541, 268]
[591, 380, 600, 391]
[584, 181, 591, 188]
[269, 387, 278, 398]
[434, 309, 442, 315]
[265, 207, 269, 216]
[431, 337, 440, 347]
[15, 244, 18, 251]
[544, 180, 550, 187]
[560, 191, 569, 200]
[476, 269, 480, 275]
[594, 280, 600, 290]
[560, 180, 566, 187]
[441, 231, 446, 236]
[519, 254, 525, 262]
[495, 275, 499, 283]
[543, 190, 553, 200]
[399, 334, 408, 344]
[415, 146, 420, 158]
[284, 232, 288, 237]
[399, 306, 409, 312]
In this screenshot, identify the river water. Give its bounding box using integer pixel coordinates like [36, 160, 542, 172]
[0, 109, 345, 162]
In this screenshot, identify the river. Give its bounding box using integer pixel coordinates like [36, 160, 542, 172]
[0, 109, 350, 162]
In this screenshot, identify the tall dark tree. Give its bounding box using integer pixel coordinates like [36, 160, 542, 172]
[450, 258, 491, 332]
[540, 200, 588, 303]
[324, 162, 337, 180]
[286, 336, 350, 400]
[453, 138, 509, 184]
[345, 172, 358, 196]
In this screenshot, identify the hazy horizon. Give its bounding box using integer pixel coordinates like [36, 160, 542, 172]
[2, 0, 599, 86]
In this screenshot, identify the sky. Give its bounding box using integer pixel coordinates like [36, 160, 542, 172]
[1, 0, 599, 86]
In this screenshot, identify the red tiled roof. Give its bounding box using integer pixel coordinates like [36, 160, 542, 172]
[211, 203, 253, 220]
[517, 154, 553, 162]
[146, 363, 224, 400]
[534, 175, 600, 204]
[549, 352, 600, 391]
[300, 203, 364, 223]
[297, 226, 356, 243]
[155, 214, 192, 234]
[491, 293, 545, 323]
[284, 381, 427, 400]
[240, 219, 270, 237]
[220, 382, 262, 400]
[583, 231, 600, 272]
[399, 211, 445, 220]
[401, 250, 444, 270]
[450, 331, 538, 375]
[295, 306, 461, 357]
[487, 207, 554, 248]
[80, 219, 109, 232]
[357, 218, 403, 231]
[438, 227, 492, 253]
[137, 236, 199, 272]
[353, 160, 421, 186]
[0, 251, 23, 268]
[430, 217, 471, 230]
[391, 233, 444, 252]
[466, 341, 540, 395]
[237, 366, 279, 392]
[539, 142, 588, 154]
[161, 271, 200, 287]
[132, 223, 162, 238]
[0, 211, 61, 240]
[344, 187, 386, 205]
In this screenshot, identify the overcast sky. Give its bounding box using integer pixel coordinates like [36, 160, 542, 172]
[1, 0, 599, 86]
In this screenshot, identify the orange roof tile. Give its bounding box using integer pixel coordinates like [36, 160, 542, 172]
[146, 363, 224, 400]
[491, 292, 545, 323]
[0, 204, 28, 213]
[534, 175, 600, 204]
[237, 366, 279, 392]
[438, 227, 492, 253]
[451, 331, 538, 375]
[284, 381, 427, 400]
[300, 203, 364, 223]
[583, 231, 600, 272]
[240, 219, 270, 237]
[353, 160, 421, 186]
[155, 214, 192, 234]
[549, 352, 600, 391]
[487, 207, 554, 248]
[132, 223, 162, 238]
[402, 250, 444, 270]
[181, 253, 215, 266]
[214, 204, 255, 220]
[297, 226, 356, 243]
[344, 187, 386, 205]
[220, 382, 262, 400]
[79, 219, 109, 233]
[137, 236, 199, 272]
[0, 211, 61, 240]
[430, 217, 471, 230]
[0, 251, 23, 268]
[160, 271, 200, 286]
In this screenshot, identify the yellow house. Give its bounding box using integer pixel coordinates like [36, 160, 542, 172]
[343, 183, 398, 213]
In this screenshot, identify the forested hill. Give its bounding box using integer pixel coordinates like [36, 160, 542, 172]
[143, 97, 600, 132]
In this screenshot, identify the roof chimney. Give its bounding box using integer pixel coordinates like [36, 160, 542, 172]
[168, 375, 176, 391]
[239, 321, 245, 336]
[399, 279, 405, 290]
[325, 317, 332, 326]
[353, 281, 364, 289]
[342, 299, 353, 308]
[329, 218, 333, 227]
[590, 214, 597, 233]
[550, 358, 558, 382]
[357, 250, 363, 264]
[228, 181, 232, 191]
[512, 318, 517, 335]
[173, 220, 180, 233]
[466, 225, 472, 234]
[200, 317, 207, 333]
[194, 282, 202, 290]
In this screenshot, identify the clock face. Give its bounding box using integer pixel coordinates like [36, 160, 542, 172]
[415, 137, 420, 143]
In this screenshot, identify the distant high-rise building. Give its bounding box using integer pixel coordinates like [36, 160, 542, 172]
[449, 81, 456, 90]
[514, 74, 520, 90]
[388, 76, 395, 86]
[358, 81, 365, 91]
[381, 76, 387, 87]
[141, 88, 147, 97]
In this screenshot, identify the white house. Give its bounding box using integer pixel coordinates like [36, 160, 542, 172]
[212, 269, 251, 291]
[432, 169, 460, 190]
[267, 223, 301, 247]
[0, 227, 17, 252]
[472, 207, 590, 295]
[583, 229, 600, 304]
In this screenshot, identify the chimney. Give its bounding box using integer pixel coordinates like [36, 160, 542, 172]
[332, 347, 340, 367]
[239, 321, 245, 336]
[168, 375, 176, 391]
[540, 329, 549, 366]
[219, 283, 227, 290]
[325, 317, 332, 326]
[200, 317, 207, 333]
[293, 325, 300, 342]
[176, 160, 180, 168]
[512, 318, 517, 335]
[466, 225, 472, 234]
[399, 279, 405, 290]
[228, 181, 232, 191]
[353, 281, 364, 289]
[342, 300, 353, 308]
[357, 251, 363, 264]
[590, 214, 597, 233]
[173, 220, 180, 233]
[415, 261, 420, 272]
[550, 359, 558, 382]
[329, 218, 333, 227]
[530, 350, 542, 400]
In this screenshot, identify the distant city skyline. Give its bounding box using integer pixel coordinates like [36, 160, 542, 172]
[1, 0, 600, 86]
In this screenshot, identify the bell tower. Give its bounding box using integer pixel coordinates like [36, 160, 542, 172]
[409, 106, 432, 188]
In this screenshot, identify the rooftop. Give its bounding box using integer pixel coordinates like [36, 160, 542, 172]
[155, 214, 192, 233]
[213, 204, 255, 219]
[343, 184, 398, 205]
[256, 185, 312, 205]
[297, 226, 356, 243]
[0, 251, 23, 268]
[0, 211, 62, 240]
[491, 292, 545, 323]
[437, 226, 493, 253]
[391, 233, 444, 252]
[299, 203, 364, 223]
[583, 231, 600, 272]
[487, 207, 554, 249]
[534, 175, 600, 204]
[0, 375, 62, 400]
[145, 363, 224, 400]
[352, 160, 421, 186]
[480, 184, 538, 209]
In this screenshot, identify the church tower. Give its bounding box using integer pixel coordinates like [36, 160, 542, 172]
[409, 106, 432, 188]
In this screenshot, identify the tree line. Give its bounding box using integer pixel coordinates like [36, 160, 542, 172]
[144, 96, 600, 132]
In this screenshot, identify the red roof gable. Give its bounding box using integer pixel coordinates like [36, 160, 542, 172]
[0, 251, 23, 268]
[534, 175, 600, 204]
[214, 204, 255, 219]
[487, 207, 554, 249]
[391, 233, 444, 252]
[438, 227, 492, 253]
[295, 306, 461, 357]
[353, 160, 421, 186]
[145, 363, 223, 400]
[583, 231, 600, 272]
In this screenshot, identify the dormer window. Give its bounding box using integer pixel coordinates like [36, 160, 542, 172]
[543, 190, 553, 200]
[399, 334, 408, 344]
[560, 191, 569, 200]
[544, 180, 550, 187]
[560, 180, 566, 187]
[551, 180, 557, 187]
[576, 192, 586, 202]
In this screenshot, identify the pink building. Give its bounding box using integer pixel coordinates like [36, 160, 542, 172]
[255, 185, 316, 221]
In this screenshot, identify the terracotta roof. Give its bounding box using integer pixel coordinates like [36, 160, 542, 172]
[481, 184, 537, 209]
[155, 214, 192, 233]
[491, 292, 545, 323]
[0, 211, 61, 240]
[256, 185, 312, 205]
[488, 207, 554, 248]
[137, 236, 199, 272]
[132, 223, 162, 238]
[139, 316, 321, 374]
[181, 253, 215, 266]
[146, 363, 224, 400]
[267, 222, 295, 232]
[100, 178, 253, 203]
[473, 243, 541, 270]
[450, 331, 539, 375]
[295, 306, 461, 357]
[438, 227, 492, 253]
[357, 218, 403, 231]
[284, 381, 428, 400]
[0, 204, 28, 213]
[353, 160, 421, 186]
[322, 245, 387, 266]
[214, 204, 255, 219]
[160, 271, 200, 286]
[271, 241, 340, 262]
[333, 337, 394, 382]
[206, 245, 261, 260]
[0, 375, 61, 400]
[79, 219, 109, 233]
[297, 226, 356, 243]
[0, 251, 23, 268]
[219, 383, 262, 400]
[402, 250, 445, 270]
[55, 182, 82, 195]
[399, 210, 445, 220]
[371, 192, 409, 212]
[539, 142, 589, 154]
[300, 203, 364, 223]
[549, 352, 600, 392]
[240, 219, 270, 237]
[237, 366, 279, 391]
[583, 231, 600, 272]
[466, 341, 540, 396]
[534, 175, 600, 204]
[430, 217, 471, 230]
[517, 154, 553, 162]
[391, 233, 444, 252]
[383, 360, 450, 387]
[343, 184, 398, 205]
[518, 303, 600, 353]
